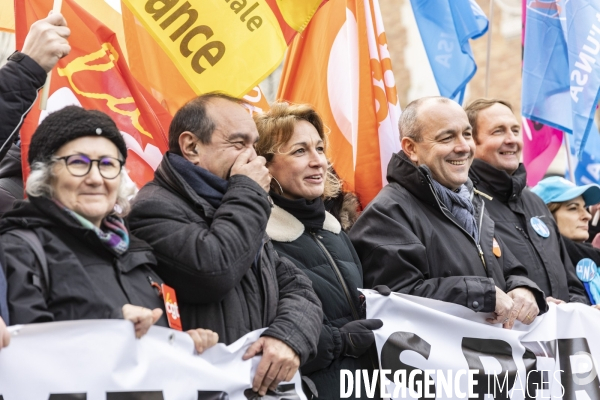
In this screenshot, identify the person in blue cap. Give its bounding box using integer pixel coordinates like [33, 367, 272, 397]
[532, 176, 600, 307]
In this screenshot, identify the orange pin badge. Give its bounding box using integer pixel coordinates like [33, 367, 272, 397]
[492, 237, 502, 258]
[162, 284, 182, 331]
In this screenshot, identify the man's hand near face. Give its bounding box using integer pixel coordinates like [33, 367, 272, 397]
[242, 336, 300, 396]
[230, 148, 271, 192]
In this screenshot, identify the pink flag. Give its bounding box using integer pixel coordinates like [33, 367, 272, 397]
[522, 118, 563, 187]
[521, 0, 563, 187]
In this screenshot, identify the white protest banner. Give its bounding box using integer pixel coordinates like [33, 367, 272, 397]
[356, 290, 600, 400]
[0, 320, 306, 400]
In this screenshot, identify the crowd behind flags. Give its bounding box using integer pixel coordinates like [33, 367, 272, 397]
[9, 0, 600, 201]
[2, 0, 600, 338]
[3, 0, 600, 398]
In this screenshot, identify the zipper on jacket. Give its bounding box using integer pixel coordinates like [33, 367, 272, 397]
[427, 181, 488, 273]
[516, 225, 530, 239]
[477, 200, 487, 272]
[310, 231, 382, 377]
[515, 224, 548, 278]
[311, 232, 382, 375]
[476, 244, 487, 271]
[310, 232, 360, 321]
[147, 276, 162, 297]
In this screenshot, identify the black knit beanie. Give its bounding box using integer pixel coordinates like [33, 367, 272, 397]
[28, 106, 128, 165]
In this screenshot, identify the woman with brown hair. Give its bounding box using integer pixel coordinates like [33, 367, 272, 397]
[255, 102, 381, 399]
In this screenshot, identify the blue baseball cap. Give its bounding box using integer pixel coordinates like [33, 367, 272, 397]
[531, 176, 600, 206]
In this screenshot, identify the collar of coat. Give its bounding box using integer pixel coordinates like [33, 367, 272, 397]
[387, 151, 480, 208]
[266, 205, 341, 242]
[469, 159, 527, 203]
[154, 152, 221, 219]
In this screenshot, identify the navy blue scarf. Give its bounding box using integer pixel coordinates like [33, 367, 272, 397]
[426, 170, 479, 243]
[168, 153, 228, 209]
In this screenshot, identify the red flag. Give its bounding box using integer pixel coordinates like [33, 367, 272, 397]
[16, 0, 171, 187]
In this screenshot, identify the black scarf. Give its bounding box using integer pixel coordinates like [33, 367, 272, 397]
[271, 192, 326, 229]
[168, 153, 228, 209]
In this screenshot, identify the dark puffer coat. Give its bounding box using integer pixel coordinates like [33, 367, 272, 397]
[469, 160, 588, 303]
[0, 144, 24, 216]
[563, 238, 600, 304]
[0, 196, 168, 326]
[350, 151, 548, 314]
[266, 205, 375, 400]
[128, 155, 322, 365]
[0, 52, 47, 323]
[0, 53, 46, 160]
[563, 238, 600, 270]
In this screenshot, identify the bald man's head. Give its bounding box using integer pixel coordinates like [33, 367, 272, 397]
[398, 96, 453, 142]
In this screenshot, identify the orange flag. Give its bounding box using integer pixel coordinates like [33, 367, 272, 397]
[0, 0, 14, 32]
[243, 86, 271, 116]
[278, 0, 401, 207]
[15, 0, 171, 188]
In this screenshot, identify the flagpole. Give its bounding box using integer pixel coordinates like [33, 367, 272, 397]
[564, 133, 576, 183]
[39, 0, 63, 111]
[485, 0, 494, 97]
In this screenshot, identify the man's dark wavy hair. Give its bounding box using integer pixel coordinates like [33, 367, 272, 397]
[168, 92, 249, 155]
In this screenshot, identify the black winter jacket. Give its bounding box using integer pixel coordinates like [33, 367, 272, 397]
[563, 238, 600, 270]
[469, 160, 588, 303]
[266, 205, 375, 400]
[128, 155, 322, 365]
[563, 238, 600, 304]
[350, 151, 548, 314]
[0, 144, 24, 216]
[0, 196, 168, 326]
[0, 54, 46, 160]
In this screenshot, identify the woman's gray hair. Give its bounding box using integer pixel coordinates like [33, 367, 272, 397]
[25, 155, 136, 217]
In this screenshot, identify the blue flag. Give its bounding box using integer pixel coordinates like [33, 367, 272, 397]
[522, 0, 600, 158]
[568, 122, 600, 185]
[410, 0, 488, 104]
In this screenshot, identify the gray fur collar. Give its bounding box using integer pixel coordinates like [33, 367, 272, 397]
[266, 205, 341, 242]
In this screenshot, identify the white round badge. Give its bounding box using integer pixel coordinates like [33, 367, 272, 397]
[530, 217, 550, 238]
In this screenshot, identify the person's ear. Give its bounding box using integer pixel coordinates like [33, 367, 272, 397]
[401, 136, 419, 165]
[179, 131, 200, 162]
